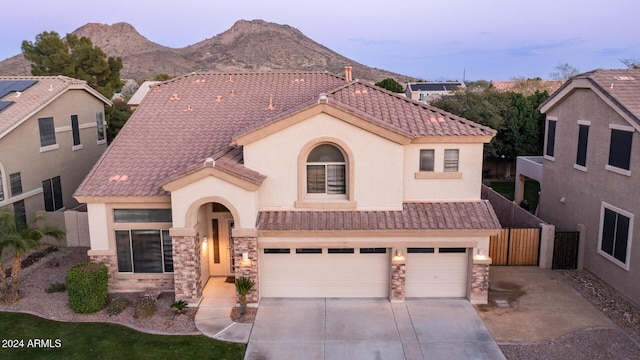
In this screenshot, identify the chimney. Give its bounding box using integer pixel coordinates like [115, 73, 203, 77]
[344, 66, 353, 82]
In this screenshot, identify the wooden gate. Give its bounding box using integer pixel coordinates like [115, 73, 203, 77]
[553, 231, 579, 269]
[489, 228, 540, 265]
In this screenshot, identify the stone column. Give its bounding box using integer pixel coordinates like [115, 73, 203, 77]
[470, 260, 490, 304]
[390, 248, 406, 303]
[172, 235, 202, 304]
[88, 250, 117, 287]
[233, 236, 259, 304]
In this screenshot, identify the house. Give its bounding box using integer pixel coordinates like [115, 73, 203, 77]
[538, 69, 640, 305]
[74, 70, 500, 306]
[0, 76, 110, 225]
[127, 81, 160, 111]
[405, 81, 465, 102]
[490, 79, 563, 96]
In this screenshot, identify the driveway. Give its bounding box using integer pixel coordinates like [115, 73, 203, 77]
[245, 298, 505, 360]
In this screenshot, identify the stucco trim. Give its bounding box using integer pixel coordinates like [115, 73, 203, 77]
[258, 229, 499, 237]
[74, 195, 170, 204]
[410, 135, 493, 144]
[258, 238, 481, 248]
[414, 171, 463, 179]
[163, 167, 261, 192]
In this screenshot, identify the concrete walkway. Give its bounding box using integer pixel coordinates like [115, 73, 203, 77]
[245, 298, 505, 360]
[194, 277, 253, 343]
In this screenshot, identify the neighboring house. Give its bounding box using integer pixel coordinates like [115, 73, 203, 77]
[405, 81, 465, 102]
[490, 80, 563, 95]
[75, 70, 500, 306]
[127, 81, 160, 110]
[0, 76, 110, 225]
[538, 69, 640, 305]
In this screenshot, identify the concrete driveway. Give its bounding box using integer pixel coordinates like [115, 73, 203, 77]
[245, 298, 505, 360]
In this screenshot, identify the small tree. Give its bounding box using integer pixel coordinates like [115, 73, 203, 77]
[550, 63, 580, 81]
[375, 78, 404, 93]
[0, 211, 65, 303]
[235, 277, 255, 315]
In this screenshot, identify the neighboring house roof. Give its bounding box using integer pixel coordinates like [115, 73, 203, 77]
[75, 72, 495, 198]
[540, 69, 640, 127]
[490, 80, 562, 95]
[408, 82, 465, 92]
[257, 201, 501, 231]
[127, 81, 160, 106]
[0, 76, 111, 140]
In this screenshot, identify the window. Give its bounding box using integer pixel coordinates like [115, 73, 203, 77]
[306, 144, 346, 195]
[575, 124, 589, 168]
[439, 248, 467, 253]
[9, 172, 22, 196]
[407, 248, 435, 253]
[42, 176, 63, 211]
[444, 149, 459, 172]
[359, 248, 386, 254]
[114, 209, 172, 223]
[264, 248, 290, 254]
[13, 200, 26, 226]
[608, 128, 633, 172]
[0, 170, 4, 202]
[115, 229, 173, 273]
[38, 117, 56, 147]
[296, 248, 322, 254]
[96, 112, 105, 143]
[598, 203, 633, 268]
[71, 115, 81, 147]
[545, 119, 556, 157]
[419, 149, 434, 172]
[328, 248, 354, 254]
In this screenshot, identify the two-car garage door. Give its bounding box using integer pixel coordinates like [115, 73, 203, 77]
[260, 246, 469, 298]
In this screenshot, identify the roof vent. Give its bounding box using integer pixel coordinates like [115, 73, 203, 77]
[614, 76, 635, 81]
[318, 94, 328, 103]
[204, 157, 215, 167]
[265, 94, 275, 110]
[170, 93, 180, 100]
[216, 95, 223, 103]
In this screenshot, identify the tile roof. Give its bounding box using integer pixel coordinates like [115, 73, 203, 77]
[127, 80, 160, 106]
[408, 82, 465, 92]
[256, 201, 501, 231]
[0, 76, 110, 139]
[76, 72, 495, 198]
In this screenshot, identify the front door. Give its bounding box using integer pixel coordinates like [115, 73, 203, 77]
[209, 217, 235, 276]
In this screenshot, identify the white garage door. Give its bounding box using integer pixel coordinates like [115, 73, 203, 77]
[260, 247, 389, 297]
[405, 247, 469, 298]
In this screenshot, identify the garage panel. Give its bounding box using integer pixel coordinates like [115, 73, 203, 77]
[405, 248, 468, 298]
[260, 248, 389, 297]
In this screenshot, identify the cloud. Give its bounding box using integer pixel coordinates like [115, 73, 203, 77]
[348, 37, 401, 46]
[508, 37, 584, 57]
[595, 47, 633, 56]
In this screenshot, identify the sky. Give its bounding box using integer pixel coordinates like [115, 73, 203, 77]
[1, 0, 638, 81]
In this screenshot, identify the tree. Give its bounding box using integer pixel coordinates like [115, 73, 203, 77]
[375, 78, 404, 93]
[154, 73, 171, 81]
[22, 31, 123, 99]
[620, 58, 640, 69]
[106, 99, 133, 143]
[550, 63, 580, 81]
[0, 211, 65, 303]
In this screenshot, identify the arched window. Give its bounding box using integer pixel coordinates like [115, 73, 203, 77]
[306, 144, 346, 195]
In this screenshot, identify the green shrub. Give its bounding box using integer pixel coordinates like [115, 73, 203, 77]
[45, 282, 67, 293]
[171, 300, 188, 314]
[66, 262, 108, 313]
[134, 296, 157, 319]
[106, 296, 130, 316]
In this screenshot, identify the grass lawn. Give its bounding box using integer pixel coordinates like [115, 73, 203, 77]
[487, 180, 540, 211]
[0, 312, 245, 360]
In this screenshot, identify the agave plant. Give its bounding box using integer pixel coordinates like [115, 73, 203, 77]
[234, 277, 255, 315]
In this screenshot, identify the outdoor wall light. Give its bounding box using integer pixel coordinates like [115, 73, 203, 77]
[242, 252, 249, 261]
[474, 248, 488, 260]
[202, 236, 207, 250]
[392, 249, 405, 261]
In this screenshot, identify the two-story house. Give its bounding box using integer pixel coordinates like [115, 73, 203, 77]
[75, 70, 500, 306]
[0, 76, 110, 225]
[539, 69, 640, 305]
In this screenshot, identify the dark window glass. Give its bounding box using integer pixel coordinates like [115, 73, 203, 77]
[38, 117, 56, 147]
[71, 115, 81, 146]
[359, 248, 387, 254]
[42, 176, 63, 211]
[308, 144, 345, 162]
[601, 208, 616, 255]
[0, 171, 4, 201]
[212, 219, 220, 264]
[96, 112, 105, 141]
[576, 125, 589, 167]
[296, 248, 322, 254]
[601, 207, 631, 264]
[13, 200, 26, 226]
[419, 150, 434, 172]
[115, 230, 133, 272]
[608, 129, 633, 171]
[307, 144, 346, 195]
[162, 230, 173, 273]
[546, 120, 556, 157]
[9, 172, 22, 196]
[131, 230, 163, 273]
[264, 248, 291, 254]
[407, 248, 435, 253]
[328, 248, 354, 254]
[113, 209, 172, 223]
[439, 248, 467, 253]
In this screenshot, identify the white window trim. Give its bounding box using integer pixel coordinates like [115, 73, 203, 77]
[72, 144, 84, 151]
[609, 123, 635, 132]
[572, 164, 587, 172]
[39, 144, 60, 153]
[577, 120, 591, 126]
[597, 202, 634, 271]
[544, 117, 558, 162]
[605, 125, 634, 176]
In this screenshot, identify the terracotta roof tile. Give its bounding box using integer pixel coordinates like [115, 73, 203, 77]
[256, 201, 501, 231]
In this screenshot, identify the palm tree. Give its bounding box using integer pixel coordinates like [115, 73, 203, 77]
[234, 277, 255, 315]
[0, 211, 65, 303]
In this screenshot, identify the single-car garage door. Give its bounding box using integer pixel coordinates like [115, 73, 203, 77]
[260, 247, 389, 297]
[405, 247, 469, 298]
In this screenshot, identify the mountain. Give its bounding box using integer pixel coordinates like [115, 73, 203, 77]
[0, 20, 414, 83]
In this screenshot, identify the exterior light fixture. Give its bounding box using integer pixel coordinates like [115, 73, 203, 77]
[202, 236, 207, 250]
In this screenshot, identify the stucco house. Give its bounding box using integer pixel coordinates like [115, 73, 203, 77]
[405, 82, 466, 103]
[538, 69, 640, 305]
[75, 70, 500, 306]
[0, 76, 110, 225]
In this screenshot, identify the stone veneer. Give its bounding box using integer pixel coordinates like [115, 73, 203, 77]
[88, 253, 175, 292]
[89, 254, 117, 286]
[390, 262, 406, 302]
[172, 235, 202, 302]
[470, 263, 490, 304]
[232, 237, 259, 304]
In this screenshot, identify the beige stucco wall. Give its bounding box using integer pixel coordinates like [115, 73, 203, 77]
[540, 88, 640, 304]
[403, 143, 484, 201]
[0, 89, 106, 220]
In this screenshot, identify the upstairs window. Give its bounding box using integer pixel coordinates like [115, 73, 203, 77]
[598, 203, 633, 269]
[419, 149, 434, 172]
[575, 123, 589, 168]
[545, 119, 556, 158]
[0, 169, 4, 201]
[96, 112, 105, 143]
[608, 128, 633, 172]
[444, 149, 459, 172]
[9, 172, 22, 196]
[306, 144, 346, 195]
[42, 176, 63, 211]
[38, 117, 56, 147]
[71, 115, 81, 147]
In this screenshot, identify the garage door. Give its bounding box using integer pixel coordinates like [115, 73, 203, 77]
[405, 247, 468, 298]
[260, 247, 389, 297]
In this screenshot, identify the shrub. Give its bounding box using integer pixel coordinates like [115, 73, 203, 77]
[106, 296, 130, 316]
[66, 262, 108, 313]
[134, 296, 157, 319]
[45, 282, 67, 293]
[171, 300, 188, 314]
